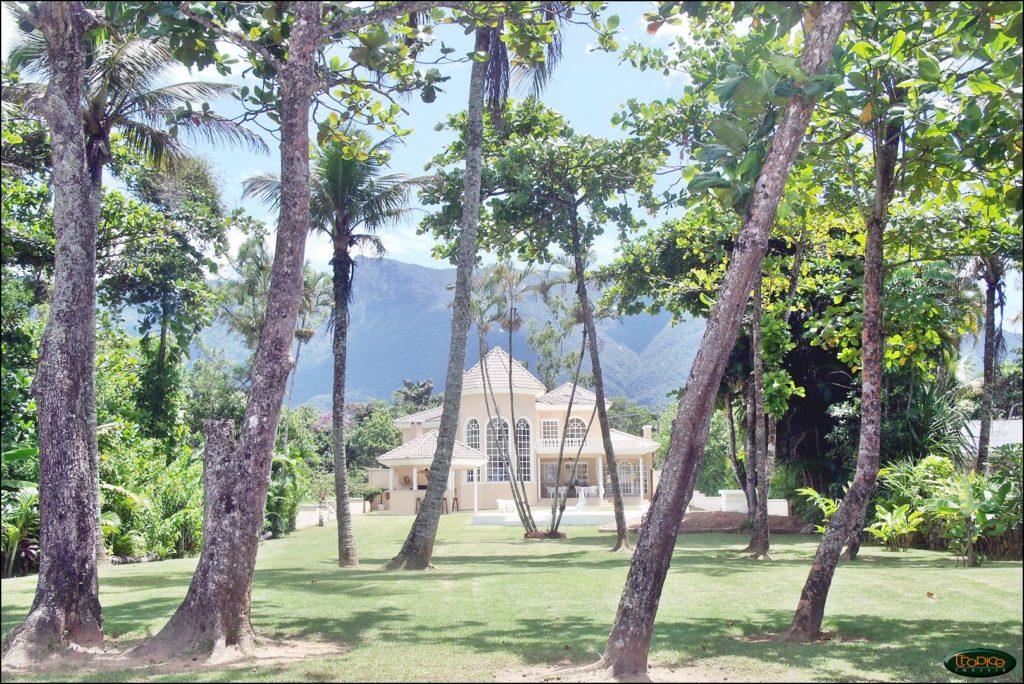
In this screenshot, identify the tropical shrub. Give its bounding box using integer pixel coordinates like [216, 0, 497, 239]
[265, 454, 305, 539]
[796, 486, 842, 533]
[928, 471, 1018, 566]
[864, 503, 925, 551]
[1, 487, 39, 578]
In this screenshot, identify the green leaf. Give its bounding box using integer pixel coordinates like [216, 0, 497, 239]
[688, 172, 732, 192]
[709, 118, 748, 151]
[918, 54, 941, 81]
[714, 76, 744, 103]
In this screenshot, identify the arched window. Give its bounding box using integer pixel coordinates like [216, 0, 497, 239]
[486, 417, 509, 482]
[619, 461, 640, 496]
[464, 419, 480, 482]
[515, 418, 531, 482]
[565, 417, 588, 446]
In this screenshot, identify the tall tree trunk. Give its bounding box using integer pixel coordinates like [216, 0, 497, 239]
[281, 334, 303, 457]
[724, 390, 745, 491]
[136, 2, 320, 656]
[568, 214, 629, 551]
[504, 310, 538, 531]
[88, 148, 106, 567]
[786, 79, 902, 644]
[384, 28, 488, 570]
[599, 5, 849, 673]
[2, 2, 103, 666]
[744, 378, 758, 519]
[747, 277, 770, 557]
[550, 331, 589, 533]
[132, 421, 258, 658]
[333, 248, 358, 566]
[976, 268, 998, 472]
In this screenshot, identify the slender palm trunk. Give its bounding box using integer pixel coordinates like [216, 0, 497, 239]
[747, 277, 770, 556]
[385, 28, 488, 570]
[281, 330, 304, 457]
[505, 315, 538, 532]
[724, 390, 745, 491]
[3, 3, 103, 666]
[786, 82, 901, 643]
[549, 331, 588, 533]
[135, 3, 320, 656]
[568, 214, 629, 551]
[333, 248, 358, 566]
[600, 5, 849, 673]
[976, 269, 998, 472]
[744, 378, 758, 519]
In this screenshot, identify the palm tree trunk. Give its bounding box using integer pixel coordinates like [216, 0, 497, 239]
[786, 80, 901, 643]
[385, 27, 488, 570]
[724, 390, 745, 491]
[282, 313, 305, 456]
[744, 378, 758, 519]
[976, 269, 997, 472]
[333, 249, 358, 566]
[747, 276, 770, 557]
[600, 4, 849, 673]
[136, 3, 321, 656]
[549, 330, 588, 533]
[568, 214, 629, 552]
[3, 3, 104, 666]
[505, 312, 537, 532]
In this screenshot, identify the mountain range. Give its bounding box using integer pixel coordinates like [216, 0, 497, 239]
[194, 257, 1021, 411]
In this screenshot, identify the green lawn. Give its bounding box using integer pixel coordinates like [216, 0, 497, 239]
[2, 513, 1022, 682]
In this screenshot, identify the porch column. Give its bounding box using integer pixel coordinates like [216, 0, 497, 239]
[447, 470, 453, 491]
[412, 467, 417, 491]
[389, 468, 394, 491]
[597, 457, 604, 502]
[473, 468, 479, 512]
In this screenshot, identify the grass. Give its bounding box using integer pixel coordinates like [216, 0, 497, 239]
[2, 512, 1022, 682]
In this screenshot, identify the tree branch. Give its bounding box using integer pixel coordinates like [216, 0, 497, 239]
[322, 1, 452, 38]
[178, 2, 283, 72]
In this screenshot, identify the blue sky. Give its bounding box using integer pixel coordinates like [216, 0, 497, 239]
[2, 2, 1020, 328]
[2, 2, 686, 270]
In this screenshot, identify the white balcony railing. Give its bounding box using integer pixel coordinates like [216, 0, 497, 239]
[537, 437, 652, 451]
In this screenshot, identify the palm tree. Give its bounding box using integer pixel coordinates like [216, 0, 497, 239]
[243, 131, 419, 567]
[282, 267, 333, 456]
[5, 28, 263, 566]
[386, 5, 573, 570]
[6, 30, 266, 202]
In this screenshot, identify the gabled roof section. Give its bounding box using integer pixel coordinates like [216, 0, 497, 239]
[463, 347, 547, 394]
[377, 430, 486, 465]
[393, 405, 443, 426]
[537, 382, 609, 407]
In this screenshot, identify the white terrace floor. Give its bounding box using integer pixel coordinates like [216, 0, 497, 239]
[472, 502, 650, 526]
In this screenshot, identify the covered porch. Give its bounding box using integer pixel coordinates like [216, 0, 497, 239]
[536, 455, 652, 502]
[375, 431, 488, 514]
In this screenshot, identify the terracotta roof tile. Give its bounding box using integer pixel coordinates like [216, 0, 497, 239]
[462, 347, 547, 393]
[377, 430, 486, 464]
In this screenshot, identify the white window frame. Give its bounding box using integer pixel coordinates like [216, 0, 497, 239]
[565, 461, 589, 484]
[541, 419, 559, 448]
[464, 418, 480, 482]
[565, 417, 588, 447]
[515, 418, 532, 482]
[486, 417, 510, 482]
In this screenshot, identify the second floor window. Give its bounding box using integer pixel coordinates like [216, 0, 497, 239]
[566, 417, 588, 446]
[515, 418, 531, 481]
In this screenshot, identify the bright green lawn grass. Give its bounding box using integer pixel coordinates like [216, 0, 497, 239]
[2, 513, 1021, 682]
